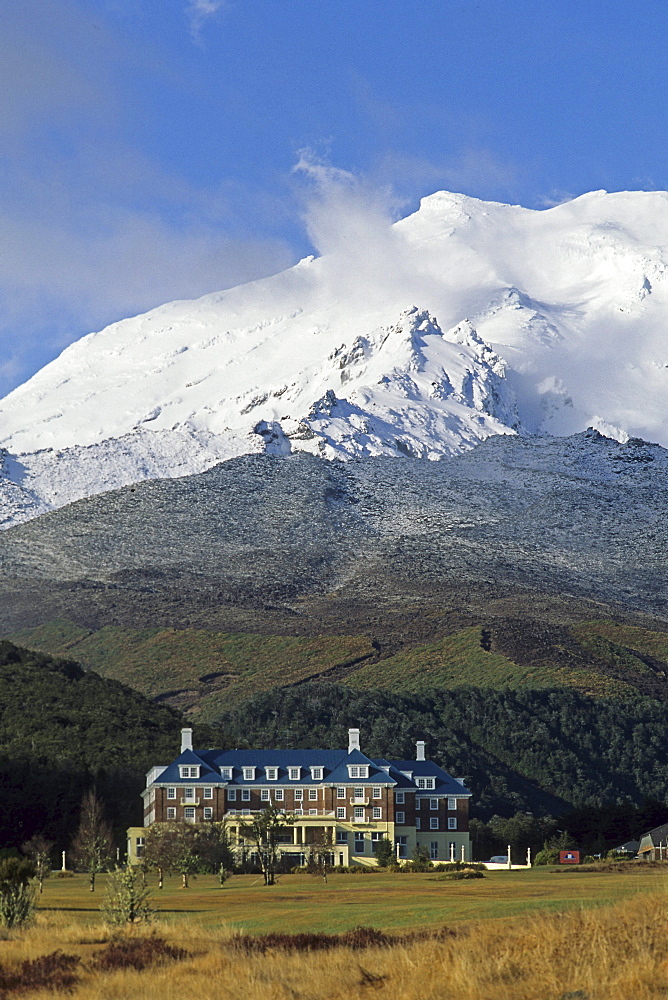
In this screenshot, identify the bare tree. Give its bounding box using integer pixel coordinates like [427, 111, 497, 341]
[305, 827, 334, 882]
[239, 807, 293, 886]
[71, 790, 114, 892]
[143, 822, 200, 888]
[21, 834, 54, 893]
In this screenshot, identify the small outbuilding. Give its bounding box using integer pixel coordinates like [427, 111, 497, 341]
[637, 824, 668, 861]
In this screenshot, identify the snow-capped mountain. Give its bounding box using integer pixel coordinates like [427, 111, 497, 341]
[2, 188, 668, 527]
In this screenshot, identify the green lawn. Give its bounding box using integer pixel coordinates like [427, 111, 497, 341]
[38, 868, 667, 934]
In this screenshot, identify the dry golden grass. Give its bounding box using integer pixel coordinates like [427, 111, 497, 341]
[1, 889, 667, 999]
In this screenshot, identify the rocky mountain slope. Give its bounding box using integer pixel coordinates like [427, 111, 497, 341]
[2, 189, 668, 525]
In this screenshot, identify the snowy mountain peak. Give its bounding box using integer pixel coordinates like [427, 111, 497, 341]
[3, 187, 668, 527]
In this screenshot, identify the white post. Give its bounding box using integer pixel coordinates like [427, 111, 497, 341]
[460, 844, 465, 862]
[526, 846, 532, 867]
[61, 850, 66, 871]
[450, 842, 455, 862]
[507, 845, 512, 869]
[396, 842, 401, 861]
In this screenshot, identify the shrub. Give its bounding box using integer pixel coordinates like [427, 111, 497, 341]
[90, 936, 190, 971]
[102, 866, 154, 925]
[0, 858, 37, 928]
[438, 869, 486, 880]
[230, 925, 458, 954]
[0, 951, 80, 994]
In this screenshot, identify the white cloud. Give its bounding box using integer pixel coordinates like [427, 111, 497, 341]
[185, 0, 225, 39]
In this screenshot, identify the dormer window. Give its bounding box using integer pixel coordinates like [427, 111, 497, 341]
[288, 767, 301, 780]
[265, 767, 278, 781]
[179, 765, 200, 779]
[220, 767, 233, 780]
[348, 765, 369, 778]
[242, 767, 256, 781]
[416, 777, 435, 790]
[310, 767, 323, 780]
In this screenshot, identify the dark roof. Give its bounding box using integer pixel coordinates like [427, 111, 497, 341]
[152, 746, 471, 795]
[638, 823, 668, 849]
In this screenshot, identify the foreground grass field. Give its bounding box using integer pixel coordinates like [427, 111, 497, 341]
[2, 869, 668, 999]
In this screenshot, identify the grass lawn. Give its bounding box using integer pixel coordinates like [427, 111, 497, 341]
[38, 866, 666, 934]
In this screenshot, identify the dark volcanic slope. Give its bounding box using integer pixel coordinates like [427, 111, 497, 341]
[0, 430, 667, 636]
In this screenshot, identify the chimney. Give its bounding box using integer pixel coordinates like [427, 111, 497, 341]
[181, 728, 193, 753]
[416, 740, 426, 761]
[348, 728, 360, 753]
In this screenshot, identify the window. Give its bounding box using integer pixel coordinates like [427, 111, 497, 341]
[265, 767, 278, 780]
[395, 836, 408, 859]
[448, 817, 457, 830]
[337, 807, 346, 819]
[372, 806, 382, 819]
[183, 787, 195, 801]
[203, 807, 213, 819]
[415, 817, 421, 830]
[220, 767, 233, 780]
[242, 809, 250, 815]
[136, 836, 145, 858]
[180, 765, 199, 779]
[308, 788, 318, 800]
[416, 778, 426, 789]
[396, 811, 405, 824]
[241, 789, 250, 801]
[167, 807, 176, 819]
[227, 788, 237, 801]
[370, 832, 382, 842]
[288, 767, 301, 780]
[353, 806, 364, 820]
[395, 792, 405, 804]
[373, 787, 382, 799]
[261, 789, 270, 801]
[167, 787, 176, 799]
[430, 817, 439, 830]
[203, 787, 213, 799]
[448, 797, 457, 811]
[348, 765, 369, 778]
[430, 798, 438, 810]
[294, 788, 303, 801]
[309, 808, 317, 816]
[184, 807, 195, 821]
[353, 787, 364, 800]
[337, 787, 346, 799]
[228, 808, 237, 815]
[430, 842, 439, 860]
[354, 836, 365, 853]
[310, 767, 323, 780]
[275, 789, 284, 801]
[336, 831, 348, 844]
[242, 767, 256, 781]
[415, 798, 421, 810]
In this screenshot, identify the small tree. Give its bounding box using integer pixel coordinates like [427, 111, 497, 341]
[190, 822, 234, 886]
[71, 790, 114, 892]
[305, 828, 333, 882]
[102, 866, 154, 925]
[239, 807, 294, 886]
[0, 857, 37, 928]
[372, 837, 394, 868]
[21, 834, 54, 894]
[143, 823, 200, 888]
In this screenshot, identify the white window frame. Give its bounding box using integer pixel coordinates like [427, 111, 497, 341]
[167, 787, 176, 799]
[203, 807, 213, 820]
[203, 787, 213, 799]
[396, 811, 405, 824]
[288, 767, 301, 780]
[275, 788, 284, 801]
[348, 765, 369, 778]
[372, 787, 382, 799]
[242, 767, 256, 781]
[337, 787, 346, 799]
[430, 817, 439, 830]
[372, 807, 382, 819]
[336, 831, 348, 844]
[416, 777, 427, 789]
[430, 798, 438, 810]
[308, 788, 318, 800]
[415, 797, 421, 810]
[448, 817, 457, 830]
[415, 817, 421, 829]
[448, 797, 457, 811]
[241, 789, 250, 801]
[336, 807, 346, 819]
[227, 788, 237, 801]
[430, 841, 439, 860]
[310, 767, 323, 780]
[353, 806, 364, 820]
[261, 789, 270, 801]
[426, 778, 435, 790]
[395, 791, 405, 804]
[309, 808, 318, 816]
[265, 767, 278, 781]
[184, 807, 196, 821]
[395, 835, 408, 858]
[294, 788, 303, 801]
[180, 765, 200, 779]
[183, 787, 195, 801]
[220, 767, 233, 780]
[167, 807, 176, 819]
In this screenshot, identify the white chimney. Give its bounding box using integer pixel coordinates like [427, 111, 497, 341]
[348, 728, 360, 753]
[181, 728, 193, 753]
[416, 740, 426, 761]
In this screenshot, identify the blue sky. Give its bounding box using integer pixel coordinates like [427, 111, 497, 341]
[2, 0, 668, 397]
